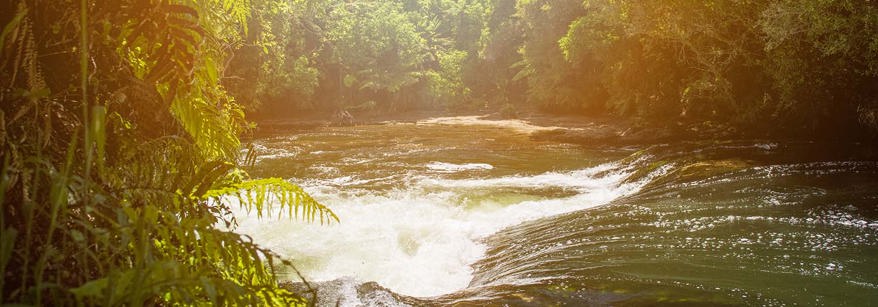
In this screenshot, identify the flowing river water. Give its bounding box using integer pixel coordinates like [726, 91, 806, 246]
[234, 117, 878, 306]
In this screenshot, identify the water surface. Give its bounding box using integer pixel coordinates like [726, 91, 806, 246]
[236, 117, 878, 305]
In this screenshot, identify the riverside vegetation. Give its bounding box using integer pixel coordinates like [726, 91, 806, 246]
[1, 0, 336, 305]
[1, 0, 877, 305]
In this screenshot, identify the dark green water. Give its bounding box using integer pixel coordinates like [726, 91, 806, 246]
[238, 117, 878, 306]
[443, 143, 878, 306]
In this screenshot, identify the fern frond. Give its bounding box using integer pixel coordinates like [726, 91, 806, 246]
[70, 204, 309, 306]
[204, 178, 338, 224]
[170, 92, 242, 160]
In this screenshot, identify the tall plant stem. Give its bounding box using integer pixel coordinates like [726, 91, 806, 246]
[80, 0, 91, 200]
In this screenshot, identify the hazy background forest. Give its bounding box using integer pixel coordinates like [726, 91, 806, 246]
[229, 0, 878, 139]
[2, 0, 877, 305]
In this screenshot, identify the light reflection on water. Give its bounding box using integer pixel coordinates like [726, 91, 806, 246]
[238, 119, 878, 305]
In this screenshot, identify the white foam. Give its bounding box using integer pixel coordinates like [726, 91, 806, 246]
[419, 162, 619, 191]
[244, 143, 302, 162]
[230, 162, 663, 298]
[426, 162, 494, 172]
[417, 116, 571, 134]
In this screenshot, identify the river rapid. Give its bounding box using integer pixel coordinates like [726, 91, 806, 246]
[234, 116, 878, 306]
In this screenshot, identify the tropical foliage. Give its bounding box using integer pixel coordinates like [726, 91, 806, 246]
[510, 0, 878, 135]
[231, 0, 494, 115]
[1, 0, 334, 305]
[232, 0, 877, 137]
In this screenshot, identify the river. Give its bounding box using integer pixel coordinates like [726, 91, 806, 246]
[234, 116, 878, 306]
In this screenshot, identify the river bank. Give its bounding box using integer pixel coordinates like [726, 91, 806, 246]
[250, 107, 867, 147]
[251, 108, 665, 144]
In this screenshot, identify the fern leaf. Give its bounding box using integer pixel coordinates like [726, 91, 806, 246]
[204, 178, 338, 224]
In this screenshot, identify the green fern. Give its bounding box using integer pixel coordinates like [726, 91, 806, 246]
[205, 178, 339, 224]
[1, 0, 333, 305]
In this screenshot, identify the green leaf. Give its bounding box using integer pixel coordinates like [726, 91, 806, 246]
[69, 229, 85, 242]
[204, 178, 338, 224]
[90, 105, 107, 176]
[70, 276, 110, 300]
[0, 3, 27, 50]
[0, 228, 17, 285]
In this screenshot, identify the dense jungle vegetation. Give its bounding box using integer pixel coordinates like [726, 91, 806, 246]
[229, 0, 878, 138]
[1, 0, 876, 305]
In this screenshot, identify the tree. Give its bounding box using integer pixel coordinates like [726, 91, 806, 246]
[316, 1, 427, 111]
[760, 0, 878, 135]
[224, 0, 321, 115]
[514, 0, 597, 113]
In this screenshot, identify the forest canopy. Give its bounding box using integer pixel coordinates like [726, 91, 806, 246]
[227, 0, 878, 137]
[1, 0, 877, 305]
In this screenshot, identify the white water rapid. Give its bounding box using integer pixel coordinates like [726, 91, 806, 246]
[232, 159, 666, 298]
